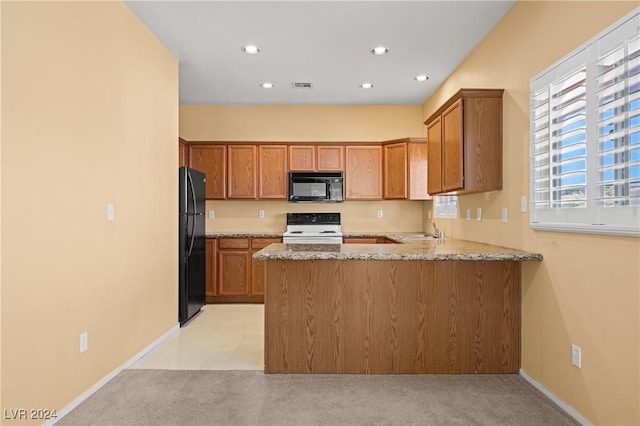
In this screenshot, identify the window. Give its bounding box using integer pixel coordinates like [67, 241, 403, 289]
[434, 195, 458, 218]
[530, 8, 639, 236]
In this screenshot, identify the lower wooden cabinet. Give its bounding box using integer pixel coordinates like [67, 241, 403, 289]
[206, 236, 281, 303]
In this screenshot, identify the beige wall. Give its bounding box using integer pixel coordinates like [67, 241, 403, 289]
[180, 105, 430, 233]
[1, 1, 178, 422]
[180, 105, 423, 142]
[422, 2, 639, 424]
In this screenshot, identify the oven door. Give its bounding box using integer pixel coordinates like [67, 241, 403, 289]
[289, 178, 330, 202]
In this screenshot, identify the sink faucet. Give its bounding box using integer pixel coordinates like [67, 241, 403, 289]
[432, 222, 443, 239]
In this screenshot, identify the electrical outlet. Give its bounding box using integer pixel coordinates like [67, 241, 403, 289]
[501, 207, 508, 223]
[377, 209, 383, 219]
[208, 210, 215, 219]
[107, 203, 114, 221]
[258, 209, 265, 219]
[466, 209, 471, 221]
[476, 208, 482, 222]
[572, 344, 581, 368]
[521, 196, 528, 213]
[80, 332, 88, 353]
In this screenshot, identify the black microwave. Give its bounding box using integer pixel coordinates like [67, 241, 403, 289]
[288, 171, 344, 203]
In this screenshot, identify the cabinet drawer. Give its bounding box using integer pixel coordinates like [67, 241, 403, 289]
[218, 238, 250, 249]
[252, 238, 281, 249]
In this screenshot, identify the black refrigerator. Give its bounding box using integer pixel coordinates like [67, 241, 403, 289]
[178, 167, 206, 326]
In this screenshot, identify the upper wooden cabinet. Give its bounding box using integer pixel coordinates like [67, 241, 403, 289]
[179, 138, 189, 167]
[189, 145, 227, 199]
[383, 142, 407, 199]
[345, 146, 383, 200]
[228, 145, 257, 199]
[317, 145, 344, 170]
[288, 145, 316, 171]
[258, 145, 288, 199]
[426, 118, 443, 195]
[382, 138, 429, 200]
[288, 144, 344, 171]
[424, 89, 504, 195]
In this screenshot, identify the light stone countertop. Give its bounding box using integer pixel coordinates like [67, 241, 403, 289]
[252, 237, 543, 262]
[205, 232, 283, 238]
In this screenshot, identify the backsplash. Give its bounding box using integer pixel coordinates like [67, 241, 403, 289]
[205, 199, 429, 233]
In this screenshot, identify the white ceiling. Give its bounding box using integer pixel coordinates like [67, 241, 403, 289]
[125, 1, 515, 105]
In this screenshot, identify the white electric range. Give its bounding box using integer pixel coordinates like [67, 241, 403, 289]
[282, 212, 343, 244]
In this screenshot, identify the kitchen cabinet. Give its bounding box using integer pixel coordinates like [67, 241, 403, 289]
[424, 89, 504, 195]
[189, 144, 227, 199]
[258, 145, 288, 199]
[383, 138, 429, 200]
[288, 145, 316, 171]
[288, 144, 344, 171]
[228, 145, 257, 199]
[205, 238, 218, 301]
[317, 145, 344, 170]
[179, 138, 189, 167]
[345, 145, 382, 200]
[207, 236, 281, 303]
[217, 238, 251, 297]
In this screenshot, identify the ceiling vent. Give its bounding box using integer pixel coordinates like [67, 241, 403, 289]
[291, 82, 313, 89]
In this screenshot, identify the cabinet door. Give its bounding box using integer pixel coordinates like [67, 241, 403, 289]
[189, 145, 227, 199]
[345, 146, 382, 200]
[228, 145, 257, 199]
[426, 117, 443, 195]
[218, 250, 250, 296]
[383, 142, 407, 199]
[408, 142, 429, 200]
[288, 145, 316, 171]
[442, 99, 464, 192]
[205, 239, 217, 300]
[317, 145, 344, 170]
[259, 145, 288, 199]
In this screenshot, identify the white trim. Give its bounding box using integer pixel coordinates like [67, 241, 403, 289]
[519, 369, 592, 426]
[530, 222, 640, 237]
[47, 324, 180, 425]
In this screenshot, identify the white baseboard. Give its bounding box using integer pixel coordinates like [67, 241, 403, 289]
[48, 323, 180, 425]
[519, 369, 592, 426]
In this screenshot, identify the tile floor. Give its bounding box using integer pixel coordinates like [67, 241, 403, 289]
[131, 304, 264, 370]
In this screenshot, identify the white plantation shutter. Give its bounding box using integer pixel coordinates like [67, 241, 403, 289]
[530, 9, 640, 236]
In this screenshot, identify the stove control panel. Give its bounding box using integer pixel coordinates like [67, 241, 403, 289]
[286, 212, 341, 225]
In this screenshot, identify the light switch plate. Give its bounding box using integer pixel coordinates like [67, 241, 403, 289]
[521, 196, 528, 213]
[476, 208, 482, 222]
[501, 207, 508, 223]
[107, 203, 114, 221]
[466, 209, 471, 221]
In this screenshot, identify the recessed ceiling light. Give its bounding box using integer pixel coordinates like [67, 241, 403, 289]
[360, 83, 374, 89]
[242, 45, 261, 54]
[261, 82, 274, 89]
[371, 46, 389, 55]
[415, 75, 429, 82]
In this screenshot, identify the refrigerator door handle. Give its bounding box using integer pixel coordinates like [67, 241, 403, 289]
[187, 171, 197, 257]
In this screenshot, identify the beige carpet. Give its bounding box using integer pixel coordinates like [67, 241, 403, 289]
[58, 370, 578, 426]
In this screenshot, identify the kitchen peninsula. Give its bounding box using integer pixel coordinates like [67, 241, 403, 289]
[254, 238, 542, 374]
